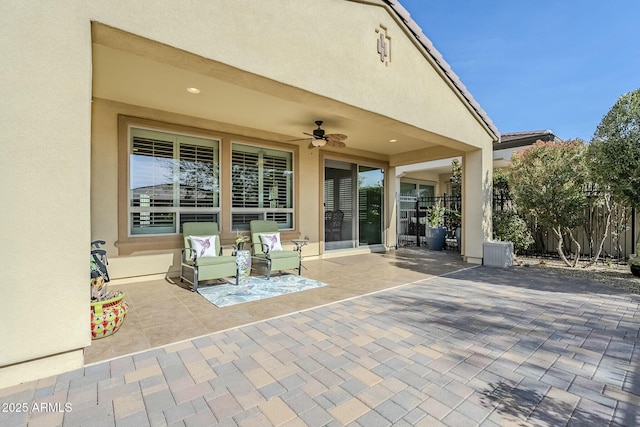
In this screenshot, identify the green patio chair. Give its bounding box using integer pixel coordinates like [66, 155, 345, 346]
[181, 222, 239, 291]
[250, 220, 301, 279]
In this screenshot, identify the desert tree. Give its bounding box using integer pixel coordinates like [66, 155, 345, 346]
[509, 139, 588, 266]
[587, 88, 640, 208]
[587, 88, 640, 252]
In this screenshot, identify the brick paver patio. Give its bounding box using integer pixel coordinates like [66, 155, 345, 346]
[2, 260, 640, 426]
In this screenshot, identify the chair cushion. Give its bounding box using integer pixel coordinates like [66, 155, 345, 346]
[259, 232, 283, 252]
[190, 235, 218, 258]
[266, 250, 299, 260]
[195, 255, 236, 266]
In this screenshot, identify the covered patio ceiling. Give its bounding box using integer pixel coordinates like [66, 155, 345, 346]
[91, 23, 471, 165]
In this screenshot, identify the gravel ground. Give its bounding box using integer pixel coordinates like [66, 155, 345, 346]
[516, 256, 640, 294]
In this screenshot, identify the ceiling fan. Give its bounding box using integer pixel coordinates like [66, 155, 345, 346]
[293, 121, 347, 149]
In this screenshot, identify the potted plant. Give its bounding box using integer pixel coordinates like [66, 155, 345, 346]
[234, 231, 252, 277]
[90, 244, 128, 339]
[426, 200, 447, 251]
[234, 234, 250, 251]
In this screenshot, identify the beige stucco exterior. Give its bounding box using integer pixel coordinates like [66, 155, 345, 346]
[0, 0, 497, 387]
[0, 1, 92, 387]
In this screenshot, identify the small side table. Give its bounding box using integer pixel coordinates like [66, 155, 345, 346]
[291, 239, 309, 252]
[291, 239, 309, 271]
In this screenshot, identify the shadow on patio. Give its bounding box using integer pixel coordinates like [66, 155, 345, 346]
[367, 266, 640, 425]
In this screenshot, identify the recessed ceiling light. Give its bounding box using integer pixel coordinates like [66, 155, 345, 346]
[186, 87, 201, 94]
[389, 139, 397, 143]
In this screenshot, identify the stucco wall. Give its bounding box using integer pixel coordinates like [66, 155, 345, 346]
[0, 0, 91, 384]
[87, 0, 491, 149]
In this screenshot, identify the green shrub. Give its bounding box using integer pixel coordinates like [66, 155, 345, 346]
[493, 210, 534, 254]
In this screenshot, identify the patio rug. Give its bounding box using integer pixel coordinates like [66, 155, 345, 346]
[196, 274, 327, 307]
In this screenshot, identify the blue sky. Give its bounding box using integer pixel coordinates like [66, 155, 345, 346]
[399, 0, 640, 141]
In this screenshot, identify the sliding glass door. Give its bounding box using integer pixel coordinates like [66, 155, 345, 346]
[324, 160, 355, 250]
[358, 166, 384, 245]
[324, 160, 384, 251]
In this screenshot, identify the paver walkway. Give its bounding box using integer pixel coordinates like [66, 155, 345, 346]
[2, 264, 640, 426]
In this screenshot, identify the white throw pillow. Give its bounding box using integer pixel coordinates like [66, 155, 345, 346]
[259, 232, 283, 252]
[190, 235, 218, 258]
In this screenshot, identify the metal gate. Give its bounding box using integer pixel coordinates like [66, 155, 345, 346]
[397, 193, 461, 250]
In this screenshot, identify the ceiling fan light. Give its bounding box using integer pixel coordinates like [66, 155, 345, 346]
[315, 139, 327, 147]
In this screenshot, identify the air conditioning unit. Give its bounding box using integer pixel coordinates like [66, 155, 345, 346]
[483, 241, 514, 268]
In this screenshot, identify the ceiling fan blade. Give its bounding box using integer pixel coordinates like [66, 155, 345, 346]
[326, 133, 347, 142]
[288, 131, 318, 142]
[325, 139, 346, 148]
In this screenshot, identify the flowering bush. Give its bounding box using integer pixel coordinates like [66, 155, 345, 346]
[509, 139, 588, 266]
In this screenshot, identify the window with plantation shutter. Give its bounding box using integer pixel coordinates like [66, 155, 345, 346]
[324, 179, 334, 211]
[231, 150, 260, 208]
[262, 153, 289, 209]
[231, 143, 293, 230]
[338, 175, 353, 222]
[129, 127, 219, 236]
[179, 143, 217, 208]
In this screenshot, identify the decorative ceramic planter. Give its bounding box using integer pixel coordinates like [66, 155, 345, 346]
[236, 250, 252, 277]
[91, 275, 108, 301]
[90, 291, 129, 340]
[426, 226, 447, 251]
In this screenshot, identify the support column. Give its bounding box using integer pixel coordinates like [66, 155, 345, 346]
[387, 167, 398, 249]
[462, 148, 492, 264]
